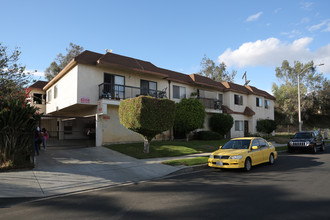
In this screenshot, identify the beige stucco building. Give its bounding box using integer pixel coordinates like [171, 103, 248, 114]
[40, 51, 275, 146]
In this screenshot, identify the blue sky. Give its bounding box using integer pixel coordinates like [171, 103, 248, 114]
[2, 0, 330, 93]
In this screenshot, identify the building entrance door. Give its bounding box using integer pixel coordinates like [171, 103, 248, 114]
[244, 121, 249, 137]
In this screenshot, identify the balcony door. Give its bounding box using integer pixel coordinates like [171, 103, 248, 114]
[104, 73, 125, 99]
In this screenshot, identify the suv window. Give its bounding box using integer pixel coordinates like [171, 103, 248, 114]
[259, 139, 268, 148]
[251, 139, 260, 148]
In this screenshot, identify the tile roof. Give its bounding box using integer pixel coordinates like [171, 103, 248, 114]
[47, 50, 275, 100]
[29, 81, 48, 89]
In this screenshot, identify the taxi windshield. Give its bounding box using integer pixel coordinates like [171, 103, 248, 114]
[222, 140, 251, 149]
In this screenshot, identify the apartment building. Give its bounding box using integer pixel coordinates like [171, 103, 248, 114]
[42, 50, 275, 146]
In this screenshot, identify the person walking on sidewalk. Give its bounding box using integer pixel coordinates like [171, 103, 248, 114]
[34, 127, 42, 155]
[41, 128, 49, 151]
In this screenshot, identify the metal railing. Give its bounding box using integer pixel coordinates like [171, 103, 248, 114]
[198, 97, 222, 110]
[98, 83, 167, 100]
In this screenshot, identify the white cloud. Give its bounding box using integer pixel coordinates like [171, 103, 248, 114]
[308, 19, 330, 32]
[300, 2, 314, 10]
[246, 12, 263, 22]
[274, 8, 282, 14]
[25, 70, 45, 77]
[281, 29, 302, 38]
[218, 37, 330, 74]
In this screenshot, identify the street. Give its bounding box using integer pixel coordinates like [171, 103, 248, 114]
[1, 147, 330, 220]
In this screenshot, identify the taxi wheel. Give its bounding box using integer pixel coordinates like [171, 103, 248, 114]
[244, 158, 252, 172]
[269, 154, 275, 165]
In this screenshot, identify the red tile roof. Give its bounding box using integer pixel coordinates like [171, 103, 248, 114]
[47, 50, 275, 100]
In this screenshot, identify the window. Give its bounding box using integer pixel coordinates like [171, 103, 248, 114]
[54, 85, 58, 99]
[235, 121, 244, 131]
[141, 80, 157, 97]
[104, 73, 125, 99]
[33, 93, 43, 104]
[173, 85, 186, 99]
[47, 89, 52, 102]
[234, 94, 243, 105]
[256, 97, 263, 107]
[265, 100, 270, 109]
[218, 93, 223, 105]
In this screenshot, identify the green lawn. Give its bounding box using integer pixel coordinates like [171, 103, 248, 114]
[162, 157, 209, 166]
[106, 139, 228, 159]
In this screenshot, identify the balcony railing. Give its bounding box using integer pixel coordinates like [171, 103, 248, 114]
[198, 97, 222, 110]
[99, 83, 167, 100]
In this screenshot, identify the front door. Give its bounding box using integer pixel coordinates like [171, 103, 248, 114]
[244, 121, 249, 137]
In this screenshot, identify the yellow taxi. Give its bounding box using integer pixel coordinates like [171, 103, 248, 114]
[208, 137, 277, 171]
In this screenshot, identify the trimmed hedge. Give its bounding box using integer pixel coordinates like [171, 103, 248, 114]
[194, 131, 223, 140]
[209, 113, 233, 136]
[174, 98, 206, 136]
[256, 119, 277, 134]
[119, 95, 175, 142]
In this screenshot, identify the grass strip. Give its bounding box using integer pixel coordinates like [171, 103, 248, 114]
[162, 157, 209, 166]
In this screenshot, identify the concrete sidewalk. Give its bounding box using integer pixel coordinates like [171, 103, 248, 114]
[0, 146, 186, 198]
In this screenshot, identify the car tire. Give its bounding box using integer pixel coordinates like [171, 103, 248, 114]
[320, 143, 325, 152]
[244, 158, 252, 172]
[312, 145, 317, 154]
[269, 154, 275, 165]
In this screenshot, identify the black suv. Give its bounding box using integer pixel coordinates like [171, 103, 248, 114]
[288, 131, 325, 153]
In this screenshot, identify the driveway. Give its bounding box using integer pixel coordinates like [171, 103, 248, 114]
[0, 146, 181, 198]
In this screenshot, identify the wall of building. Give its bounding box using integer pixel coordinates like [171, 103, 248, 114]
[46, 66, 79, 114]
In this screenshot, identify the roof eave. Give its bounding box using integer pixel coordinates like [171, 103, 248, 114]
[43, 59, 77, 91]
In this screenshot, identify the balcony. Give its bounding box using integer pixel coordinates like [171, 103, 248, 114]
[197, 97, 222, 113]
[98, 83, 167, 100]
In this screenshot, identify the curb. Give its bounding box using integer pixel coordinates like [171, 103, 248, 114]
[166, 164, 209, 177]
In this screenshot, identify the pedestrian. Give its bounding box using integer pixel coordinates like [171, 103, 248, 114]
[34, 127, 42, 155]
[41, 128, 49, 150]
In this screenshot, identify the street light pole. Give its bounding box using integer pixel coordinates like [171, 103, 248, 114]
[297, 63, 324, 132]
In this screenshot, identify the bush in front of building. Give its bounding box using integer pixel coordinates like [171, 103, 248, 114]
[174, 98, 206, 141]
[119, 96, 175, 153]
[193, 131, 223, 140]
[0, 87, 41, 169]
[256, 119, 277, 135]
[209, 113, 234, 136]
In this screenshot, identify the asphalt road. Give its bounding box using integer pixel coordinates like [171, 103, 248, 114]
[1, 146, 330, 220]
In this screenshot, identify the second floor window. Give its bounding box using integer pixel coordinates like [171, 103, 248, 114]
[54, 85, 58, 99]
[173, 85, 186, 99]
[33, 93, 43, 104]
[234, 94, 243, 105]
[141, 80, 157, 97]
[218, 93, 223, 106]
[256, 97, 263, 107]
[265, 100, 270, 109]
[47, 89, 52, 102]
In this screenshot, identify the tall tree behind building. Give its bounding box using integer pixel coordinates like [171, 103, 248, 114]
[197, 55, 236, 82]
[44, 43, 84, 81]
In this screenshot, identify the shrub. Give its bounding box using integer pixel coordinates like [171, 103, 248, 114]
[119, 96, 175, 153]
[174, 98, 206, 141]
[256, 119, 277, 135]
[0, 88, 41, 168]
[194, 131, 223, 140]
[209, 114, 234, 136]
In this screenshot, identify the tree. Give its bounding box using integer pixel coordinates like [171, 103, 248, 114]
[0, 43, 31, 96]
[197, 55, 236, 82]
[272, 60, 327, 127]
[174, 98, 206, 141]
[0, 43, 40, 168]
[119, 96, 175, 153]
[209, 114, 233, 137]
[45, 43, 84, 81]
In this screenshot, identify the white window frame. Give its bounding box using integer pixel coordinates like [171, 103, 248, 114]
[173, 85, 186, 99]
[235, 120, 244, 131]
[234, 94, 243, 105]
[47, 89, 52, 102]
[54, 84, 58, 99]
